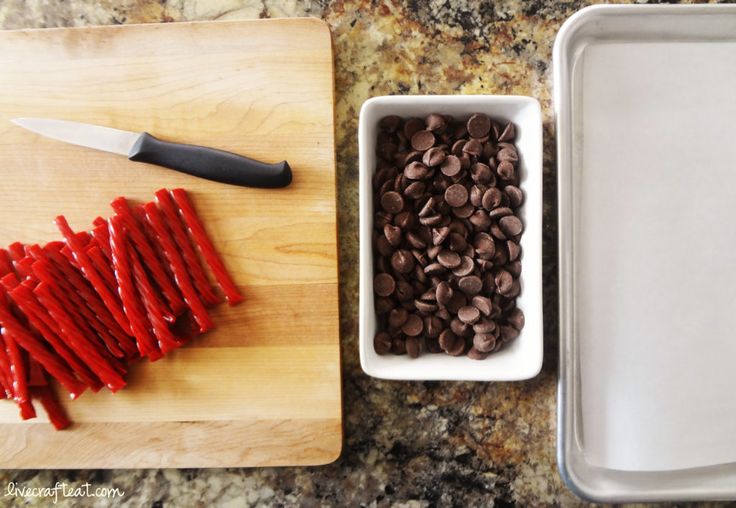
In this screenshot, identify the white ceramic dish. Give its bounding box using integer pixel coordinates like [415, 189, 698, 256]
[358, 95, 543, 381]
[555, 4, 736, 502]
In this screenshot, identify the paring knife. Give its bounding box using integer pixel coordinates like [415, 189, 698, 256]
[11, 118, 292, 189]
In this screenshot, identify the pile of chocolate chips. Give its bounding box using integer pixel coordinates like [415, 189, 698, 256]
[372, 112, 525, 360]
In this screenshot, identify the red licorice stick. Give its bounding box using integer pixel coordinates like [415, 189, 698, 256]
[32, 385, 71, 430]
[7, 242, 24, 261]
[141, 202, 213, 333]
[55, 215, 131, 335]
[33, 282, 125, 392]
[8, 282, 102, 391]
[90, 224, 113, 263]
[154, 189, 220, 306]
[170, 189, 243, 306]
[86, 244, 117, 294]
[92, 216, 106, 228]
[0, 298, 86, 399]
[129, 247, 180, 354]
[0, 249, 14, 277]
[108, 216, 162, 361]
[40, 245, 136, 358]
[110, 197, 186, 316]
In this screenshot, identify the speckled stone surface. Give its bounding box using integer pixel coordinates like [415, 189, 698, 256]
[0, 1, 732, 506]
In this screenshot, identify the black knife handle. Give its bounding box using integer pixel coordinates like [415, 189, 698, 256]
[128, 133, 292, 188]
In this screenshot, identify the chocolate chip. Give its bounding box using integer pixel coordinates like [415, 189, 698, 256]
[462, 138, 483, 157]
[395, 280, 414, 301]
[500, 325, 520, 342]
[452, 256, 474, 277]
[437, 249, 461, 269]
[404, 181, 426, 199]
[425, 316, 443, 337]
[488, 207, 513, 220]
[458, 275, 482, 296]
[394, 210, 414, 229]
[383, 224, 402, 247]
[391, 249, 415, 274]
[498, 122, 515, 142]
[440, 155, 462, 176]
[439, 329, 458, 352]
[380, 191, 404, 214]
[497, 146, 518, 163]
[405, 161, 431, 180]
[447, 336, 467, 356]
[482, 187, 503, 210]
[374, 332, 392, 354]
[446, 292, 467, 314]
[504, 185, 524, 208]
[375, 297, 394, 314]
[499, 216, 523, 236]
[401, 314, 424, 336]
[507, 241, 521, 261]
[470, 163, 493, 185]
[415, 299, 438, 314]
[507, 307, 525, 331]
[495, 270, 513, 296]
[451, 202, 474, 219]
[391, 336, 407, 355]
[467, 113, 491, 139]
[474, 232, 495, 259]
[444, 184, 469, 208]
[389, 308, 409, 328]
[497, 160, 515, 181]
[425, 113, 446, 132]
[469, 210, 491, 231]
[473, 333, 496, 353]
[403, 117, 424, 139]
[411, 130, 435, 151]
[422, 147, 447, 167]
[472, 296, 493, 317]
[406, 337, 422, 358]
[431, 226, 450, 246]
[436, 281, 453, 305]
[473, 317, 496, 334]
[424, 262, 445, 276]
[467, 347, 489, 360]
[374, 273, 396, 297]
[458, 306, 481, 324]
[450, 318, 470, 336]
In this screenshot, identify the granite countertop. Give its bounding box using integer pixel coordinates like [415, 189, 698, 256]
[0, 1, 729, 507]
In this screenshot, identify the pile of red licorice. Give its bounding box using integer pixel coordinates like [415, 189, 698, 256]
[0, 188, 243, 429]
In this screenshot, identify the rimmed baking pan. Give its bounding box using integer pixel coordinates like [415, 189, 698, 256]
[555, 4, 736, 502]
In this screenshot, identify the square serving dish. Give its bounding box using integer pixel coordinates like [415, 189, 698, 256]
[358, 95, 543, 381]
[555, 4, 736, 502]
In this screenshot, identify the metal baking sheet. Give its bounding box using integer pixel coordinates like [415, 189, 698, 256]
[555, 4, 736, 502]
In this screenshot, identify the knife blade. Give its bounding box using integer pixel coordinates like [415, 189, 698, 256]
[11, 118, 292, 189]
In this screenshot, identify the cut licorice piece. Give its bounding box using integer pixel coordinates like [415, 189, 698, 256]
[154, 189, 219, 306]
[141, 202, 213, 333]
[108, 215, 162, 361]
[55, 215, 132, 335]
[170, 188, 244, 305]
[110, 197, 186, 316]
[32, 385, 71, 430]
[2, 325, 35, 419]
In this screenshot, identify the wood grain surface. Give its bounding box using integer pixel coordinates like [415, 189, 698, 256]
[0, 18, 341, 468]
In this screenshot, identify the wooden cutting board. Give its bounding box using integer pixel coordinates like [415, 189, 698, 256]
[0, 18, 341, 468]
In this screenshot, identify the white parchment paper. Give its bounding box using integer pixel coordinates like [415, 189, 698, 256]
[576, 42, 736, 471]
